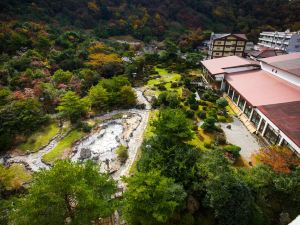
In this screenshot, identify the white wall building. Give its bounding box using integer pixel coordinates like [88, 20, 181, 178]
[258, 30, 300, 53]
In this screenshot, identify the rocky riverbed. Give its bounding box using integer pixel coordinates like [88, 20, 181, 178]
[1, 88, 151, 182]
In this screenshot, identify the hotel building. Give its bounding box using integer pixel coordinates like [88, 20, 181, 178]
[201, 53, 300, 154]
[207, 33, 248, 59]
[258, 30, 300, 53]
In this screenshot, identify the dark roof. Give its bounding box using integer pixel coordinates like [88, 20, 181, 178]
[258, 101, 300, 148]
[248, 49, 286, 58]
[261, 53, 300, 77]
[211, 33, 248, 41]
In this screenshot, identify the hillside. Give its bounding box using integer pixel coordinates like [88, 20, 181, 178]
[1, 0, 300, 41]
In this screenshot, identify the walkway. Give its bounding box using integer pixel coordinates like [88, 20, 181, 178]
[220, 117, 263, 162]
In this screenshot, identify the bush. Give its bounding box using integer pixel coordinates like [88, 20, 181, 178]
[201, 116, 216, 132]
[218, 115, 227, 122]
[215, 133, 227, 145]
[185, 109, 195, 119]
[223, 145, 241, 158]
[204, 141, 212, 148]
[116, 145, 128, 163]
[76, 121, 92, 133]
[216, 97, 228, 108]
[190, 103, 199, 110]
[199, 100, 208, 106]
[171, 82, 178, 88]
[157, 83, 167, 91]
[197, 110, 206, 119]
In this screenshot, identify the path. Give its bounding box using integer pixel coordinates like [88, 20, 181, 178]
[219, 117, 263, 162]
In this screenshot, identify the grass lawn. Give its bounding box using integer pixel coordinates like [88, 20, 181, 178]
[42, 129, 84, 164]
[146, 67, 182, 96]
[0, 164, 32, 190]
[143, 109, 159, 139]
[189, 127, 214, 150]
[18, 122, 60, 152]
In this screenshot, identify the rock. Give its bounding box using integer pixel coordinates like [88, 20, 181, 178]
[80, 148, 92, 160]
[226, 124, 231, 129]
[92, 155, 99, 161]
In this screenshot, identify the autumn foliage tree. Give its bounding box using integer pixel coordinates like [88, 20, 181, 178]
[256, 146, 300, 174]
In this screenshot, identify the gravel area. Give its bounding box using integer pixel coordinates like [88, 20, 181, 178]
[219, 117, 264, 162]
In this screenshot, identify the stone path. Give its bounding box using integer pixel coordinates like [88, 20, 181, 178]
[219, 117, 264, 162]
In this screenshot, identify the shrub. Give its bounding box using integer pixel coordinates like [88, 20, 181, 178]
[199, 100, 208, 106]
[171, 82, 178, 88]
[218, 115, 227, 122]
[190, 103, 199, 110]
[157, 83, 167, 91]
[216, 97, 228, 108]
[223, 145, 241, 158]
[197, 110, 206, 119]
[204, 142, 212, 148]
[185, 109, 195, 119]
[76, 121, 92, 133]
[116, 145, 128, 163]
[215, 133, 227, 145]
[201, 116, 216, 132]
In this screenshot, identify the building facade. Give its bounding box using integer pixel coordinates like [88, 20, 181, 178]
[258, 30, 300, 53]
[207, 33, 247, 59]
[201, 53, 300, 154]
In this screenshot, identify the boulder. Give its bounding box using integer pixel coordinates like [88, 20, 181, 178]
[80, 148, 92, 160]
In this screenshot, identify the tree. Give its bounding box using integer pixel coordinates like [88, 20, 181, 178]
[122, 170, 186, 225]
[256, 146, 300, 174]
[119, 86, 137, 107]
[88, 84, 109, 111]
[56, 91, 90, 123]
[201, 116, 216, 132]
[10, 160, 117, 225]
[152, 108, 194, 147]
[199, 151, 264, 225]
[53, 69, 73, 84]
[216, 97, 228, 109]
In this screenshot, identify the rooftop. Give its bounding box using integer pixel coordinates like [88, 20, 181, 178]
[225, 70, 300, 106]
[201, 56, 254, 75]
[211, 33, 247, 40]
[258, 101, 300, 148]
[260, 52, 300, 77]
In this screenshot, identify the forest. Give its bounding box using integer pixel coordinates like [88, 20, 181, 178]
[1, 0, 300, 41]
[1, 0, 300, 225]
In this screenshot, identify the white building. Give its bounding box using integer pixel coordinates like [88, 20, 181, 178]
[258, 30, 300, 53]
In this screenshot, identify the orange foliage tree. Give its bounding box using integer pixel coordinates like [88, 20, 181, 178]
[256, 146, 300, 174]
[86, 42, 121, 70]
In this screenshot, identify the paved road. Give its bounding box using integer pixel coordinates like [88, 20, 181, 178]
[219, 117, 263, 162]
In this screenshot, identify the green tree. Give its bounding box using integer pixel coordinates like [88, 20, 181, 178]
[122, 170, 186, 225]
[53, 69, 73, 84]
[119, 86, 137, 107]
[56, 91, 90, 123]
[201, 116, 216, 132]
[88, 83, 109, 111]
[10, 160, 117, 225]
[152, 108, 194, 147]
[216, 97, 228, 109]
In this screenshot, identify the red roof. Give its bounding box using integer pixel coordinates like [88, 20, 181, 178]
[226, 70, 300, 106]
[261, 53, 300, 77]
[258, 101, 300, 148]
[201, 56, 253, 75]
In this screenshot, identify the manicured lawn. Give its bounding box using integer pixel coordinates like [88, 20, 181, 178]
[42, 130, 84, 164]
[18, 122, 60, 152]
[143, 109, 159, 139]
[0, 164, 32, 190]
[146, 67, 182, 96]
[189, 127, 214, 150]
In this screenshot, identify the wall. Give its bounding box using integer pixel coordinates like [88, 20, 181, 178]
[260, 62, 300, 87]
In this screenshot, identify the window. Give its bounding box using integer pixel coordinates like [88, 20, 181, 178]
[244, 103, 252, 118]
[233, 92, 239, 104]
[238, 97, 245, 110]
[264, 125, 280, 145]
[258, 119, 266, 133]
[250, 111, 261, 128]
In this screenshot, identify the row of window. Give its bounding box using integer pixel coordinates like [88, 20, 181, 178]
[214, 40, 245, 46]
[212, 52, 243, 57]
